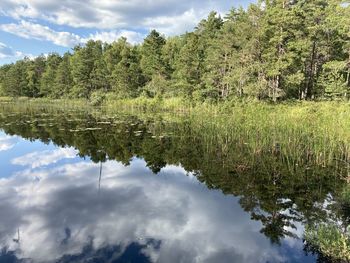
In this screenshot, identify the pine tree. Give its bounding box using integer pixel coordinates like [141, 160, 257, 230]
[112, 44, 143, 97]
[40, 53, 62, 97]
[71, 40, 105, 98]
[26, 55, 46, 97]
[203, 8, 253, 99]
[54, 53, 73, 98]
[2, 60, 28, 97]
[140, 30, 167, 80]
[172, 33, 202, 98]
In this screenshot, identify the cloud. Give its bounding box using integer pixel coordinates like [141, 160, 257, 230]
[83, 30, 145, 45]
[0, 0, 239, 35]
[0, 135, 19, 151]
[0, 20, 144, 47]
[12, 147, 78, 168]
[0, 42, 24, 59]
[143, 8, 204, 36]
[0, 42, 15, 58]
[0, 20, 81, 47]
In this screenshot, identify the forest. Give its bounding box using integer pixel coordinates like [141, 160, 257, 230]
[0, 0, 349, 102]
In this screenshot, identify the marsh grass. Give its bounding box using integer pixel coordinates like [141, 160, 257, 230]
[103, 99, 350, 174]
[1, 98, 349, 171]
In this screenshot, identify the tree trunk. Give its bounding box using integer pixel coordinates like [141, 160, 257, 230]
[305, 41, 317, 99]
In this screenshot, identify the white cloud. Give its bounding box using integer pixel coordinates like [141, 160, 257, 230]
[0, 135, 18, 151]
[0, 20, 81, 47]
[0, 0, 241, 34]
[0, 1, 251, 50]
[143, 8, 204, 36]
[0, 20, 145, 47]
[83, 30, 145, 45]
[12, 147, 78, 168]
[0, 42, 24, 59]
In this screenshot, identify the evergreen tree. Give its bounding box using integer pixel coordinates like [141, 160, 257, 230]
[112, 44, 143, 97]
[0, 64, 11, 96]
[40, 53, 62, 97]
[172, 33, 202, 98]
[2, 60, 28, 97]
[140, 30, 167, 80]
[195, 11, 223, 99]
[54, 53, 73, 98]
[26, 55, 46, 97]
[104, 38, 127, 75]
[203, 8, 252, 99]
[71, 40, 105, 98]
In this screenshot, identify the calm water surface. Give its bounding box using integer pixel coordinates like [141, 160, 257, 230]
[0, 105, 345, 263]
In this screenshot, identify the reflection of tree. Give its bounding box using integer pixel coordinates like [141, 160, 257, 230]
[12, 228, 20, 244]
[304, 185, 350, 262]
[0, 105, 348, 245]
[98, 162, 102, 193]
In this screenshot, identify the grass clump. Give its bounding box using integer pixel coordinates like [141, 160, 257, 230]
[305, 224, 350, 262]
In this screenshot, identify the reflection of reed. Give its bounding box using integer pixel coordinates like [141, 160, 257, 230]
[13, 228, 20, 243]
[98, 162, 103, 193]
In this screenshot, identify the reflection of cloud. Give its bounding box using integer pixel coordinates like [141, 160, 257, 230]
[0, 158, 300, 263]
[12, 147, 78, 168]
[0, 135, 18, 152]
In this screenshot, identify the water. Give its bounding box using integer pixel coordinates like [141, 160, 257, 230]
[0, 104, 347, 262]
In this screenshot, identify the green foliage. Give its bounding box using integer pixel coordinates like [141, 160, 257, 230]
[111, 45, 143, 97]
[321, 61, 349, 98]
[25, 56, 46, 97]
[40, 53, 62, 97]
[54, 53, 73, 98]
[305, 225, 350, 261]
[144, 74, 169, 98]
[140, 30, 168, 80]
[89, 90, 106, 106]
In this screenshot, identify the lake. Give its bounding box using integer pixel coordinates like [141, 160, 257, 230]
[0, 103, 348, 263]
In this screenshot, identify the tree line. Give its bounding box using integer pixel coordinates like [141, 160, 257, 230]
[0, 0, 349, 102]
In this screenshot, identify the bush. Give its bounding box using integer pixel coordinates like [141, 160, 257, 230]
[305, 224, 350, 261]
[90, 90, 106, 106]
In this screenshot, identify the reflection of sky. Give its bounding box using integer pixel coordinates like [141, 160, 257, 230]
[0, 132, 80, 178]
[0, 132, 316, 263]
[0, 134, 17, 152]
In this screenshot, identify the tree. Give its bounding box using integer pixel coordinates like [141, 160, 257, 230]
[111, 44, 143, 97]
[26, 55, 46, 97]
[140, 30, 168, 80]
[172, 33, 202, 98]
[40, 53, 62, 97]
[0, 64, 12, 96]
[71, 40, 106, 98]
[104, 38, 127, 75]
[320, 61, 348, 98]
[203, 8, 256, 99]
[2, 59, 28, 97]
[54, 53, 73, 98]
[195, 11, 223, 99]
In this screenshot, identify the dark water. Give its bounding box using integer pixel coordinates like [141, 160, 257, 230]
[0, 104, 347, 263]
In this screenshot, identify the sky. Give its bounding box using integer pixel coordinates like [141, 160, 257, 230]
[0, 0, 252, 65]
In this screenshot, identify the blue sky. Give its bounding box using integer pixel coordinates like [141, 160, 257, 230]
[0, 0, 252, 65]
